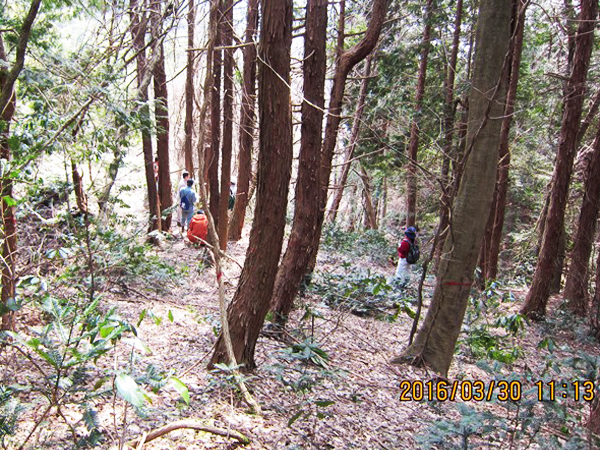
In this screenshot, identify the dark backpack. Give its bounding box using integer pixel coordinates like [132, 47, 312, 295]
[406, 240, 420, 264]
[180, 189, 192, 210]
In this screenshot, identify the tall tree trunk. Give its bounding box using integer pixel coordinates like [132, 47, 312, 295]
[436, 0, 463, 267]
[207, 3, 222, 226]
[209, 0, 293, 369]
[183, 0, 195, 173]
[152, 25, 172, 231]
[398, 0, 511, 377]
[563, 127, 600, 313]
[406, 0, 434, 228]
[0, 1, 42, 330]
[359, 164, 377, 229]
[268, 0, 327, 324]
[481, 0, 527, 282]
[307, 0, 388, 274]
[326, 54, 374, 225]
[229, 0, 259, 241]
[521, 0, 597, 319]
[130, 0, 161, 234]
[590, 240, 600, 340]
[218, 0, 234, 249]
[0, 45, 17, 331]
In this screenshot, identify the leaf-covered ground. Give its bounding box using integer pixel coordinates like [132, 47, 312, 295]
[6, 223, 600, 449]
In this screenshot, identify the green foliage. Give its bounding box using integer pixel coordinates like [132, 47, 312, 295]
[321, 225, 394, 265]
[0, 386, 24, 446]
[461, 282, 525, 364]
[309, 266, 415, 321]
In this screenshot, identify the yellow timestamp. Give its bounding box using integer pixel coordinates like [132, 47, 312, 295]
[535, 380, 595, 402]
[398, 379, 596, 402]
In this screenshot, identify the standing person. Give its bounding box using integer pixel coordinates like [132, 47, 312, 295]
[187, 209, 208, 245]
[395, 226, 418, 285]
[180, 179, 196, 231]
[176, 171, 190, 230]
[228, 181, 237, 210]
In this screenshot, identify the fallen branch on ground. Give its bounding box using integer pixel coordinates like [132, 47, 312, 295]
[125, 419, 251, 448]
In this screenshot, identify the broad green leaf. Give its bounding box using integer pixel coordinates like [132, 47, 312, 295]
[168, 310, 174, 322]
[169, 377, 190, 404]
[2, 196, 16, 207]
[99, 326, 115, 338]
[115, 374, 150, 408]
[287, 410, 304, 427]
[137, 309, 147, 327]
[314, 400, 335, 407]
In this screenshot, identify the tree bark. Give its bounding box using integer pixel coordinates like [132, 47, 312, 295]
[359, 164, 377, 229]
[399, 0, 511, 376]
[521, 0, 597, 319]
[590, 241, 600, 340]
[183, 0, 195, 174]
[406, 0, 434, 228]
[268, 0, 328, 323]
[207, 2, 222, 226]
[218, 0, 234, 250]
[0, 41, 17, 331]
[229, 0, 258, 241]
[564, 125, 600, 313]
[209, 0, 293, 369]
[326, 54, 374, 225]
[481, 0, 526, 282]
[436, 0, 463, 268]
[130, 0, 161, 234]
[152, 18, 172, 231]
[308, 0, 388, 273]
[0, 0, 42, 329]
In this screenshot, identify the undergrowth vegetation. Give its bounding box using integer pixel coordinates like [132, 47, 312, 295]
[0, 210, 187, 449]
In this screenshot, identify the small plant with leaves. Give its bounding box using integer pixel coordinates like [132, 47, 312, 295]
[461, 281, 526, 364]
[309, 267, 416, 321]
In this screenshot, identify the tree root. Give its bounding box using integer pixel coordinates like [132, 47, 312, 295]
[125, 419, 251, 448]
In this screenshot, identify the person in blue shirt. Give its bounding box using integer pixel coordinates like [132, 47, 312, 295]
[180, 179, 196, 231]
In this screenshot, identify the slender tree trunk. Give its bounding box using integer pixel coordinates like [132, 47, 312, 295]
[208, 2, 222, 225]
[398, 0, 511, 377]
[209, 0, 293, 369]
[152, 29, 172, 231]
[521, 0, 597, 319]
[590, 243, 600, 340]
[229, 0, 259, 241]
[482, 0, 527, 282]
[218, 0, 233, 250]
[183, 0, 195, 173]
[406, 0, 434, 228]
[0, 44, 17, 331]
[436, 0, 463, 267]
[326, 54, 374, 225]
[359, 164, 377, 229]
[71, 163, 88, 214]
[307, 0, 388, 274]
[563, 127, 600, 312]
[0, 1, 42, 330]
[268, 0, 327, 324]
[130, 0, 161, 234]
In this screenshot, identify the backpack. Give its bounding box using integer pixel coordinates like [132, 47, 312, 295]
[180, 189, 192, 210]
[406, 240, 420, 264]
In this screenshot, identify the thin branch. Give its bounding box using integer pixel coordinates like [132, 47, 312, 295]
[125, 419, 250, 447]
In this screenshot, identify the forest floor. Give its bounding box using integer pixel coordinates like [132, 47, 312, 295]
[5, 219, 600, 449]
